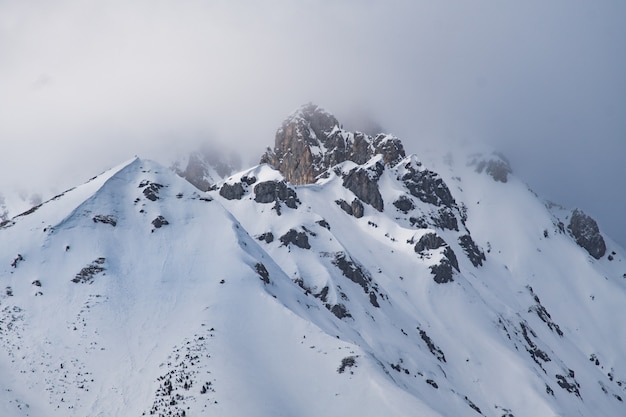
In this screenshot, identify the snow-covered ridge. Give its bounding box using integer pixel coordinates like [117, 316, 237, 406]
[1, 105, 625, 416]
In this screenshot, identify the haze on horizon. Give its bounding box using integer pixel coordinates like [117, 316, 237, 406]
[1, 0, 625, 246]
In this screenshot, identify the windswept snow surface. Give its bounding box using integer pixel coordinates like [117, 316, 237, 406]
[0, 152, 625, 416]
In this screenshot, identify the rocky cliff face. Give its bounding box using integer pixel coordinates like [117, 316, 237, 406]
[260, 103, 405, 185]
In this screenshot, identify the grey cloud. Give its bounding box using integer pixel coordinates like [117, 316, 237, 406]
[0, 0, 625, 245]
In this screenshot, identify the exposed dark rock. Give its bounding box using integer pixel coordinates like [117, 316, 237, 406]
[431, 207, 459, 231]
[332, 252, 371, 293]
[430, 247, 459, 284]
[253, 181, 300, 209]
[351, 199, 364, 218]
[426, 379, 438, 389]
[316, 219, 330, 230]
[72, 258, 106, 284]
[568, 209, 606, 259]
[337, 356, 357, 374]
[474, 153, 512, 183]
[335, 199, 365, 218]
[257, 232, 274, 244]
[279, 229, 311, 249]
[464, 396, 483, 415]
[140, 181, 164, 201]
[393, 195, 415, 214]
[336, 199, 353, 215]
[409, 216, 428, 228]
[556, 373, 581, 398]
[369, 291, 380, 308]
[401, 163, 455, 207]
[417, 326, 446, 362]
[329, 303, 351, 319]
[255, 263, 270, 284]
[342, 164, 384, 212]
[458, 235, 486, 267]
[260, 103, 405, 185]
[520, 322, 551, 365]
[414, 233, 446, 254]
[219, 182, 245, 200]
[93, 215, 117, 227]
[11, 254, 24, 268]
[152, 216, 169, 229]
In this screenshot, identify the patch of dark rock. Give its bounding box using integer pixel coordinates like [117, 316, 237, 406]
[568, 209, 606, 259]
[140, 182, 164, 201]
[152, 215, 169, 228]
[520, 322, 551, 364]
[414, 233, 445, 254]
[351, 199, 364, 218]
[418, 327, 446, 362]
[315, 286, 329, 303]
[253, 181, 300, 210]
[328, 303, 351, 319]
[255, 263, 270, 284]
[556, 373, 581, 398]
[430, 246, 460, 284]
[372, 134, 405, 166]
[426, 379, 438, 389]
[336, 199, 352, 215]
[241, 175, 256, 185]
[431, 207, 459, 231]
[32, 280, 41, 287]
[369, 291, 380, 308]
[409, 216, 428, 228]
[11, 254, 24, 268]
[393, 195, 415, 214]
[316, 219, 330, 230]
[337, 356, 357, 374]
[546, 384, 554, 396]
[257, 232, 274, 244]
[332, 252, 371, 293]
[5, 286, 13, 296]
[280, 229, 311, 249]
[72, 258, 106, 284]
[401, 164, 455, 207]
[458, 235, 486, 267]
[93, 214, 117, 227]
[219, 182, 245, 200]
[15, 203, 42, 218]
[529, 305, 563, 336]
[464, 396, 483, 415]
[342, 165, 384, 212]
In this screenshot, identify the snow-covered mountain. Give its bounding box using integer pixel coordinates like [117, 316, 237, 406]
[1, 105, 625, 416]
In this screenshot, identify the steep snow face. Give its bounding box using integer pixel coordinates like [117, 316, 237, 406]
[1, 144, 626, 416]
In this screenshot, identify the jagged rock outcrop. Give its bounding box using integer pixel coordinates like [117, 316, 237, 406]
[568, 209, 606, 259]
[341, 160, 385, 212]
[260, 103, 405, 184]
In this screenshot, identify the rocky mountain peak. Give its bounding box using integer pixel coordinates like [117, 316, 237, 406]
[260, 103, 405, 184]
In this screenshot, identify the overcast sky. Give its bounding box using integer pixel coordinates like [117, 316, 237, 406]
[1, 0, 625, 246]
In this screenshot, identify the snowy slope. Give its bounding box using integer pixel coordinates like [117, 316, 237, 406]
[0, 157, 437, 417]
[1, 107, 625, 416]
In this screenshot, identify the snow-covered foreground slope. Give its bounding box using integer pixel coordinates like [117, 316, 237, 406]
[0, 157, 437, 416]
[1, 106, 625, 416]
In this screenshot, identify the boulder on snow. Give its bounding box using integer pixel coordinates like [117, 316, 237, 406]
[568, 209, 606, 259]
